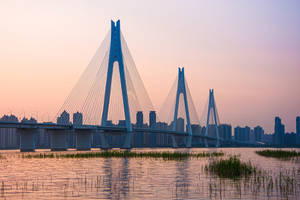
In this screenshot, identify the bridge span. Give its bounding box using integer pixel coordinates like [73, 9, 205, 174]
[0, 121, 254, 152]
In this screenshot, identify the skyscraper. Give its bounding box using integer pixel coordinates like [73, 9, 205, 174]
[149, 111, 156, 128]
[191, 124, 201, 135]
[71, 112, 83, 148]
[73, 112, 83, 126]
[296, 116, 300, 145]
[136, 111, 143, 128]
[274, 116, 285, 145]
[234, 126, 242, 141]
[57, 111, 70, 125]
[219, 124, 232, 140]
[0, 114, 19, 148]
[234, 126, 250, 142]
[254, 126, 264, 142]
[176, 118, 185, 132]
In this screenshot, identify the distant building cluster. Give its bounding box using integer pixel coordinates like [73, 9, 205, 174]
[0, 115, 19, 149]
[0, 111, 300, 149]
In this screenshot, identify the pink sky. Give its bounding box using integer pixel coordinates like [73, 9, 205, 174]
[0, 0, 299, 133]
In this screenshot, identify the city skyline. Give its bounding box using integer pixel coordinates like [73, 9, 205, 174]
[1, 111, 299, 149]
[1, 1, 300, 133]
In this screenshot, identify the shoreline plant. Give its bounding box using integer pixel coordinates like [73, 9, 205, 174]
[256, 149, 300, 158]
[205, 156, 255, 179]
[21, 150, 224, 160]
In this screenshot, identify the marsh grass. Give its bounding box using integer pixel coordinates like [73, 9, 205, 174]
[256, 149, 300, 158]
[21, 151, 224, 160]
[205, 155, 300, 198]
[205, 156, 255, 179]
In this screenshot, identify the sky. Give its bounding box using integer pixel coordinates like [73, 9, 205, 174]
[0, 0, 299, 133]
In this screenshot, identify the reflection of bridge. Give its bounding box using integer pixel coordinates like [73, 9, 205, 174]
[1, 20, 254, 151]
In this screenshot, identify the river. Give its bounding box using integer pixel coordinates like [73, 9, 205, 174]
[0, 148, 299, 199]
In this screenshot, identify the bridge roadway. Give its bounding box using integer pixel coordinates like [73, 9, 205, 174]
[0, 121, 252, 151]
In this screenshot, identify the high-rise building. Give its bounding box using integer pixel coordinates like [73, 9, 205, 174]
[297, 116, 300, 145]
[274, 116, 284, 145]
[176, 118, 185, 132]
[263, 134, 273, 145]
[254, 126, 264, 142]
[149, 111, 156, 128]
[57, 111, 70, 125]
[284, 132, 296, 145]
[234, 126, 250, 142]
[136, 111, 143, 128]
[73, 112, 83, 126]
[191, 124, 201, 135]
[148, 111, 157, 146]
[219, 124, 232, 140]
[205, 125, 217, 138]
[56, 111, 73, 147]
[0, 114, 19, 149]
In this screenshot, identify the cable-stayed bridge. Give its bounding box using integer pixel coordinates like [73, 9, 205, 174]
[0, 20, 255, 151]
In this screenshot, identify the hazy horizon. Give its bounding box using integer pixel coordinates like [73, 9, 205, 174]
[0, 0, 299, 133]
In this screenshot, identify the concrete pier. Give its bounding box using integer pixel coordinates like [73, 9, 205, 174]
[18, 128, 38, 152]
[48, 129, 68, 151]
[75, 129, 93, 150]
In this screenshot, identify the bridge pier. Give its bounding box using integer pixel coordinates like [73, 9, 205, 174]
[122, 131, 132, 149]
[186, 135, 192, 148]
[18, 128, 38, 152]
[171, 136, 178, 148]
[48, 129, 68, 151]
[99, 131, 109, 150]
[75, 129, 93, 150]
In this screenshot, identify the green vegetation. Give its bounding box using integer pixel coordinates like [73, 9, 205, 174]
[205, 156, 255, 179]
[21, 150, 224, 160]
[256, 149, 300, 158]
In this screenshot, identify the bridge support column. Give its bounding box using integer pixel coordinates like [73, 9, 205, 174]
[186, 135, 192, 148]
[101, 20, 132, 150]
[204, 89, 220, 148]
[172, 68, 193, 148]
[99, 132, 109, 150]
[75, 129, 93, 150]
[18, 128, 38, 152]
[122, 131, 132, 149]
[171, 136, 178, 148]
[48, 130, 68, 151]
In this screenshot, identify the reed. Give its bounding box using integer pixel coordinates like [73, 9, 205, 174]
[256, 149, 300, 158]
[21, 150, 224, 160]
[205, 156, 255, 179]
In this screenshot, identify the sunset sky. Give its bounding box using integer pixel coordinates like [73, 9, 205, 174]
[0, 0, 299, 133]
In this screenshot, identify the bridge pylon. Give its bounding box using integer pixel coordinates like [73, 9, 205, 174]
[204, 89, 220, 147]
[101, 20, 132, 149]
[172, 67, 192, 148]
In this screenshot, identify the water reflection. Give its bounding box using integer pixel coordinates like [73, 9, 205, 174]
[101, 157, 131, 200]
[174, 151, 190, 199]
[102, 158, 113, 199]
[119, 158, 130, 199]
[0, 148, 299, 199]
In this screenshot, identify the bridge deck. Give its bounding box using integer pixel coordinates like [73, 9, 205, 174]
[0, 121, 253, 145]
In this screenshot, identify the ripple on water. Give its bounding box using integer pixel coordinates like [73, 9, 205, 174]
[0, 148, 299, 200]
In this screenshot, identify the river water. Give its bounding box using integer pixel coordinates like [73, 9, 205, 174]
[0, 148, 299, 200]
